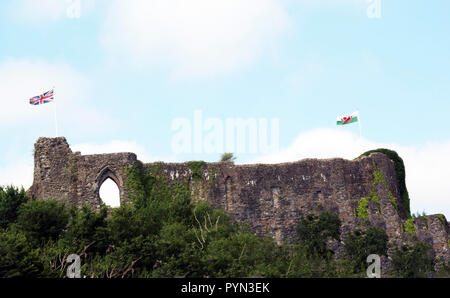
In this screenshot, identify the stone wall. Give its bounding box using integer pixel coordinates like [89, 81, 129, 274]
[29, 137, 139, 208]
[29, 137, 449, 268]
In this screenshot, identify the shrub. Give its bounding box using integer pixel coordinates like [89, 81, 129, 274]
[391, 242, 434, 278]
[295, 211, 341, 259]
[0, 186, 29, 229]
[220, 153, 236, 163]
[344, 226, 388, 273]
[17, 200, 69, 245]
[0, 229, 51, 278]
[63, 205, 109, 253]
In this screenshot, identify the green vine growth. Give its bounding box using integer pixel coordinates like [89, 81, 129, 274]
[436, 214, 447, 229]
[359, 149, 411, 218]
[404, 218, 416, 235]
[187, 161, 207, 180]
[357, 198, 369, 220]
[421, 216, 429, 230]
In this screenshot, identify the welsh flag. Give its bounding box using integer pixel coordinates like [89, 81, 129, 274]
[337, 111, 359, 125]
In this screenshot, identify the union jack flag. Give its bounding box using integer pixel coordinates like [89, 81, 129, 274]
[29, 89, 54, 105]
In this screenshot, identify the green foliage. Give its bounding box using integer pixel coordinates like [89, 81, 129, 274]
[357, 198, 369, 219]
[404, 218, 416, 235]
[373, 166, 387, 185]
[359, 149, 411, 218]
[0, 228, 52, 278]
[421, 216, 429, 230]
[0, 162, 442, 278]
[356, 164, 388, 219]
[391, 242, 434, 278]
[220, 153, 236, 163]
[187, 161, 207, 180]
[369, 191, 381, 214]
[344, 226, 388, 273]
[436, 214, 447, 229]
[295, 211, 341, 259]
[389, 192, 399, 214]
[63, 205, 109, 252]
[0, 185, 29, 229]
[208, 167, 216, 187]
[17, 200, 69, 245]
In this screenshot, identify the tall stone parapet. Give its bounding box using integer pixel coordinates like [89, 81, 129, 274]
[29, 137, 75, 204]
[415, 214, 450, 268]
[29, 137, 139, 207]
[142, 152, 407, 244]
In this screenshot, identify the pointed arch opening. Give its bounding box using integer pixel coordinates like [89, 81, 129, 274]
[99, 178, 121, 208]
[97, 168, 121, 208]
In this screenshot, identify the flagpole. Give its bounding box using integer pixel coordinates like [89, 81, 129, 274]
[357, 110, 362, 139]
[53, 86, 58, 137]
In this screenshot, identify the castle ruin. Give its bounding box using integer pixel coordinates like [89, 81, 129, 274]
[29, 137, 449, 268]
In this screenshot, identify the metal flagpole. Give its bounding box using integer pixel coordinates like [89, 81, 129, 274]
[53, 86, 58, 137]
[357, 110, 362, 139]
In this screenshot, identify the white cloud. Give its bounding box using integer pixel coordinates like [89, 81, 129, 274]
[253, 128, 450, 219]
[10, 0, 96, 22]
[0, 140, 178, 191]
[100, 0, 291, 77]
[72, 140, 179, 163]
[72, 140, 154, 162]
[0, 58, 114, 135]
[0, 58, 86, 123]
[11, 0, 67, 22]
[0, 157, 34, 190]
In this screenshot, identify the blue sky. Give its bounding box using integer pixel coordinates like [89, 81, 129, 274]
[0, 0, 449, 217]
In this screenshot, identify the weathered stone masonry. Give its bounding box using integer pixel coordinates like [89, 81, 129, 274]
[29, 137, 449, 267]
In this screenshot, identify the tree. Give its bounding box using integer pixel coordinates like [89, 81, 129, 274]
[63, 204, 109, 253]
[391, 242, 434, 278]
[295, 211, 341, 259]
[0, 186, 29, 229]
[344, 226, 388, 273]
[0, 229, 51, 278]
[17, 200, 69, 245]
[220, 153, 236, 163]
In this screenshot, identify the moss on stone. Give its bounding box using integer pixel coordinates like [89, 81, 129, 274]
[436, 214, 447, 229]
[150, 162, 162, 176]
[389, 192, 399, 214]
[66, 157, 78, 181]
[357, 198, 369, 220]
[373, 165, 387, 186]
[188, 161, 207, 180]
[368, 191, 381, 214]
[359, 149, 411, 218]
[209, 167, 217, 188]
[421, 216, 429, 230]
[404, 218, 416, 235]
